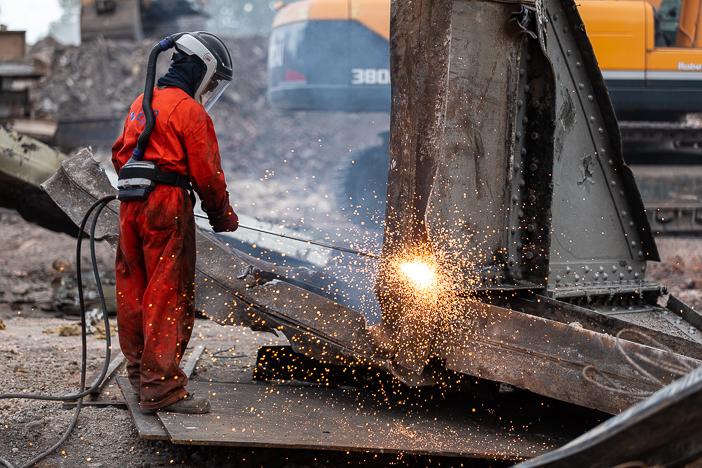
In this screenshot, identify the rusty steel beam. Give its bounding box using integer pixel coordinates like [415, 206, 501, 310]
[43, 150, 702, 415]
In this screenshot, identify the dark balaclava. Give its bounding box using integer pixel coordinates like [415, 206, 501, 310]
[156, 51, 205, 98]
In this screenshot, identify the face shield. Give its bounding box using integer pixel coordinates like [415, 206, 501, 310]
[201, 72, 231, 112]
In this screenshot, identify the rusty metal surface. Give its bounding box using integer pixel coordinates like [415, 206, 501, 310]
[41, 149, 119, 243]
[435, 301, 701, 414]
[157, 380, 566, 458]
[513, 295, 702, 361]
[514, 363, 702, 468]
[117, 377, 169, 440]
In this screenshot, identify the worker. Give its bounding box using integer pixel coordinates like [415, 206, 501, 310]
[111, 32, 238, 414]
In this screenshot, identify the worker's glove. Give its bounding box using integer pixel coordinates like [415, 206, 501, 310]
[203, 200, 239, 232]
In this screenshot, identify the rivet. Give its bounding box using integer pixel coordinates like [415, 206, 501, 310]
[620, 190, 625, 197]
[530, 163, 538, 171]
[531, 132, 539, 140]
[631, 240, 636, 247]
[594, 272, 600, 279]
[600, 148, 606, 154]
[598, 128, 603, 134]
[512, 195, 519, 204]
[599, 266, 605, 272]
[603, 272, 609, 279]
[566, 49, 571, 56]
[590, 116, 596, 122]
[516, 131, 522, 140]
[527, 224, 535, 233]
[588, 95, 594, 101]
[608, 159, 614, 166]
[612, 265, 617, 272]
[521, 148, 527, 155]
[642, 265, 646, 272]
[517, 99, 524, 107]
[619, 272, 624, 279]
[578, 83, 584, 90]
[610, 180, 616, 187]
[629, 221, 634, 227]
[566, 266, 571, 273]
[522, 116, 529, 124]
[638, 251, 644, 258]
[509, 257, 516, 266]
[574, 274, 580, 281]
[528, 195, 536, 203]
[519, 179, 525, 187]
[635, 272, 639, 279]
[576, 62, 581, 68]
[513, 164, 520, 171]
[519, 69, 525, 76]
[525, 252, 534, 260]
[517, 241, 523, 248]
[511, 227, 516, 234]
[627, 266, 633, 272]
[518, 210, 524, 218]
[524, 85, 530, 93]
[526, 54, 532, 61]
[621, 210, 627, 217]
[584, 266, 590, 273]
[553, 13, 558, 20]
[556, 275, 561, 283]
[563, 26, 569, 33]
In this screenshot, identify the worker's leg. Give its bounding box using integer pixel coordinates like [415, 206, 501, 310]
[137, 186, 196, 411]
[115, 203, 148, 397]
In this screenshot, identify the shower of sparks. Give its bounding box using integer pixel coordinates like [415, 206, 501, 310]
[398, 259, 437, 292]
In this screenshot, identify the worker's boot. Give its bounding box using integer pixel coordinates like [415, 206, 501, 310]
[160, 392, 211, 414]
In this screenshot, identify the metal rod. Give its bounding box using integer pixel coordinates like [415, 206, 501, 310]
[194, 214, 380, 259]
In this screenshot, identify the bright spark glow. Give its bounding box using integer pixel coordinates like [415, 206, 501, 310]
[399, 260, 437, 291]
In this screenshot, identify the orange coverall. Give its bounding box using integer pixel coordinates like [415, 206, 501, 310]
[112, 86, 230, 411]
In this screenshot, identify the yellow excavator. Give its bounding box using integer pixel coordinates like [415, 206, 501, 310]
[267, 0, 702, 232]
[268, 0, 702, 119]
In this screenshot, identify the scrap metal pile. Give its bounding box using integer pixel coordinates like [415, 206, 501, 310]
[36, 0, 702, 463]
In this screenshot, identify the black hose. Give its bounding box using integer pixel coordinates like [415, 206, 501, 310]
[134, 44, 162, 157]
[134, 36, 178, 159]
[0, 195, 116, 468]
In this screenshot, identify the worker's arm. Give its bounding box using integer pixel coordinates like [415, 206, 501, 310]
[182, 102, 238, 232]
[111, 113, 131, 173]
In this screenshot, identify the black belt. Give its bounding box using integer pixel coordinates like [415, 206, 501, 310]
[118, 166, 192, 192]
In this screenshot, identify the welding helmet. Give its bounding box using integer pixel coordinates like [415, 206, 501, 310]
[173, 32, 233, 111]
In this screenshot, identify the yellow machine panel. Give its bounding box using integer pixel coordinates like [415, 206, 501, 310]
[577, 1, 650, 71]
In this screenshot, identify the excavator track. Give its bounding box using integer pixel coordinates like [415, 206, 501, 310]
[620, 121, 702, 235]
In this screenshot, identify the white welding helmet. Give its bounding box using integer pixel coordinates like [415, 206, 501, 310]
[174, 32, 233, 111]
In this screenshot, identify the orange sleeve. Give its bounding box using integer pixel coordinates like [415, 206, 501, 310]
[111, 113, 130, 173]
[177, 101, 229, 212]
